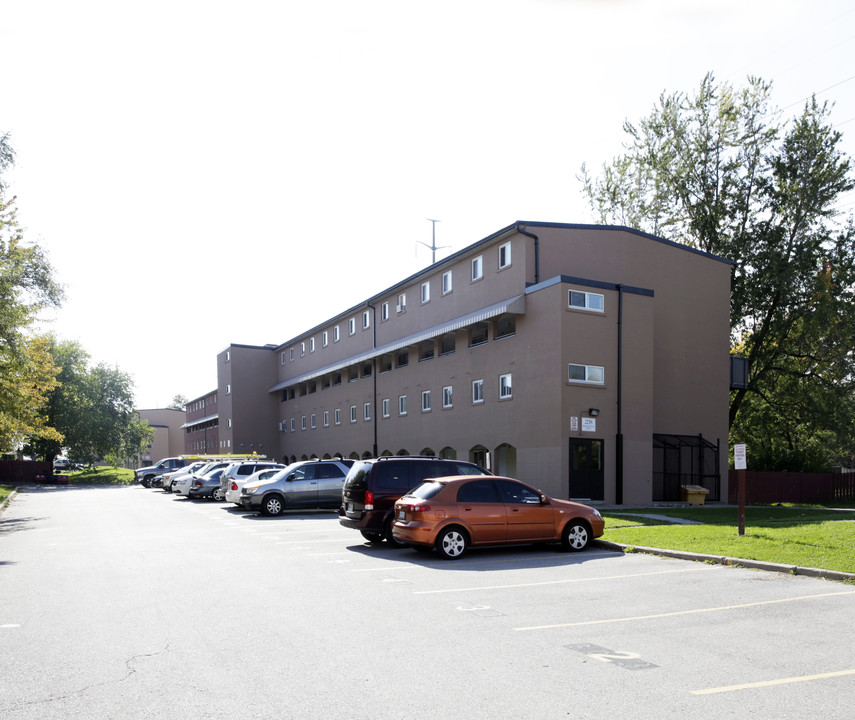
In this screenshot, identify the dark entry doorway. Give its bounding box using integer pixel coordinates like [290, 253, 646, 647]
[569, 438, 604, 500]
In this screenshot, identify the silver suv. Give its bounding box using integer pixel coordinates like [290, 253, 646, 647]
[218, 461, 285, 498]
[240, 459, 355, 516]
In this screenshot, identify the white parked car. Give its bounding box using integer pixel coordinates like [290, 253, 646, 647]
[159, 462, 206, 491]
[225, 467, 282, 506]
[174, 462, 230, 497]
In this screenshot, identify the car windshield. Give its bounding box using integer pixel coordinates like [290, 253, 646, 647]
[406, 481, 446, 500]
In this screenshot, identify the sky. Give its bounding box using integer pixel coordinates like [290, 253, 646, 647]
[2, 0, 854, 409]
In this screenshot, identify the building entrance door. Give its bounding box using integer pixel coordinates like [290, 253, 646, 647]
[569, 438, 604, 501]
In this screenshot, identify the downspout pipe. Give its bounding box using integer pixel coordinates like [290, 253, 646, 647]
[616, 284, 624, 505]
[515, 223, 539, 285]
[367, 302, 378, 457]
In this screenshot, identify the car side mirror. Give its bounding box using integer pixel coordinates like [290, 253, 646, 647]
[286, 474, 294, 482]
[540, 495, 549, 505]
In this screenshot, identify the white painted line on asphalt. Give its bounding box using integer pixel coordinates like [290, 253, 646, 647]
[1, 624, 20, 629]
[692, 668, 855, 695]
[515, 590, 855, 630]
[273, 538, 344, 545]
[414, 567, 708, 595]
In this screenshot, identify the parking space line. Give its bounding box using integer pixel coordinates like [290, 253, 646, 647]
[691, 668, 855, 695]
[414, 567, 708, 595]
[273, 538, 346, 545]
[515, 590, 855, 630]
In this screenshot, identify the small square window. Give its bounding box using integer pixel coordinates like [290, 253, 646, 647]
[569, 290, 605, 312]
[569, 363, 605, 384]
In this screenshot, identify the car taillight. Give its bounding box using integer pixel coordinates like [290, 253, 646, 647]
[231, 482, 238, 491]
[404, 503, 431, 513]
[365, 490, 374, 510]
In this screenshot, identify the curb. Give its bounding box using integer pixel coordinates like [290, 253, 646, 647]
[0, 488, 19, 514]
[594, 540, 855, 584]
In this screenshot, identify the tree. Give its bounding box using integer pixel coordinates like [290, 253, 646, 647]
[169, 394, 188, 410]
[579, 73, 855, 470]
[0, 133, 64, 453]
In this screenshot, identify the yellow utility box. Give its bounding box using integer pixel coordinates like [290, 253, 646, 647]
[681, 485, 709, 506]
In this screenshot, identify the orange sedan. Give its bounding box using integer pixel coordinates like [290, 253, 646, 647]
[392, 475, 604, 559]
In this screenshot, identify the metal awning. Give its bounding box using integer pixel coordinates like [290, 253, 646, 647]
[269, 294, 526, 393]
[181, 413, 219, 429]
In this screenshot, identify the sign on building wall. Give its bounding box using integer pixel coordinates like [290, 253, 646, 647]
[581, 418, 597, 433]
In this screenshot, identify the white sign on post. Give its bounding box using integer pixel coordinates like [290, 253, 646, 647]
[570, 417, 579, 432]
[734, 443, 747, 470]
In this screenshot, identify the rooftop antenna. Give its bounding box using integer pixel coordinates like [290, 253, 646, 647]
[417, 218, 450, 264]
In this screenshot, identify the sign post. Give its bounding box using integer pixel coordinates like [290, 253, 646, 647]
[734, 443, 747, 536]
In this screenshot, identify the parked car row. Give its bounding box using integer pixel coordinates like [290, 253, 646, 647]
[137, 455, 605, 560]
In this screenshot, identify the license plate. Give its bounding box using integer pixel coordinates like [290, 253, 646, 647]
[398, 510, 406, 521]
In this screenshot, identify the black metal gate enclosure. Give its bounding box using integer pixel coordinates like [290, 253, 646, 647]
[652, 434, 720, 502]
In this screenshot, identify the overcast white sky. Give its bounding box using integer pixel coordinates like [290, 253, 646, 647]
[3, 0, 854, 409]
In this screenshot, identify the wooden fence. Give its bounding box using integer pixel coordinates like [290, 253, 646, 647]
[727, 470, 855, 504]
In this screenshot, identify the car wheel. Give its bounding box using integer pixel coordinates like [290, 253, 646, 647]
[360, 530, 384, 543]
[212, 487, 225, 501]
[384, 517, 407, 548]
[435, 527, 468, 560]
[561, 520, 591, 551]
[262, 494, 285, 517]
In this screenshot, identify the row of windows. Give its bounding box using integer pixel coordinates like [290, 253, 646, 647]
[281, 242, 514, 365]
[187, 394, 217, 413]
[281, 315, 517, 401]
[280, 374, 514, 432]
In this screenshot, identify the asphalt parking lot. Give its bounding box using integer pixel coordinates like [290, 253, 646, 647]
[1, 484, 854, 719]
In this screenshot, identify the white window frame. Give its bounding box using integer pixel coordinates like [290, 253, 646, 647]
[421, 281, 430, 304]
[364, 402, 371, 421]
[498, 241, 511, 269]
[568, 363, 605, 384]
[333, 326, 340, 342]
[350, 405, 357, 423]
[569, 290, 605, 312]
[499, 373, 513, 399]
[334, 408, 341, 425]
[322, 331, 328, 347]
[382, 398, 390, 418]
[349, 318, 356, 335]
[289, 348, 294, 361]
[399, 395, 408, 416]
[363, 310, 370, 329]
[290, 418, 295, 432]
[472, 379, 484, 404]
[381, 302, 389, 321]
[471, 255, 483, 281]
[301, 416, 306, 430]
[442, 270, 452, 295]
[300, 342, 305, 357]
[310, 337, 315, 353]
[310, 413, 317, 429]
[397, 293, 407, 313]
[421, 390, 431, 412]
[442, 385, 453, 408]
[323, 411, 329, 428]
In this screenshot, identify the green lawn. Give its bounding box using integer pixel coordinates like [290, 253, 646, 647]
[602, 506, 855, 575]
[65, 466, 135, 484]
[0, 486, 10, 504]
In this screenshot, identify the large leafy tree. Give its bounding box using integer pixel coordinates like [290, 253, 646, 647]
[580, 73, 855, 470]
[0, 133, 64, 452]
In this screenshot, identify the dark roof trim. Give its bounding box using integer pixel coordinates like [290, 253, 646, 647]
[527, 275, 654, 297]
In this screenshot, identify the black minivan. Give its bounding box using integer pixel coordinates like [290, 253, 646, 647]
[339, 457, 490, 545]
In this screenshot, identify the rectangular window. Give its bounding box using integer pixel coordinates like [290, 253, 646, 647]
[381, 302, 389, 321]
[364, 403, 371, 421]
[472, 379, 484, 404]
[281, 351, 286, 365]
[495, 314, 515, 339]
[569, 364, 605, 384]
[499, 373, 513, 399]
[323, 411, 329, 427]
[290, 418, 295, 432]
[421, 281, 430, 304]
[350, 405, 357, 423]
[472, 255, 483, 281]
[382, 398, 390, 418]
[310, 337, 315, 353]
[301, 416, 306, 430]
[311, 413, 317, 429]
[422, 390, 431, 412]
[419, 339, 434, 362]
[443, 386, 453, 408]
[440, 333, 455, 355]
[333, 326, 340, 342]
[397, 293, 407, 313]
[470, 322, 488, 347]
[290, 348, 294, 361]
[397, 348, 409, 368]
[442, 270, 452, 295]
[322, 330, 328, 347]
[498, 241, 511, 269]
[349, 318, 356, 335]
[399, 395, 408, 415]
[569, 290, 605, 312]
[335, 408, 341, 425]
[363, 310, 370, 329]
[226, 384, 231, 394]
